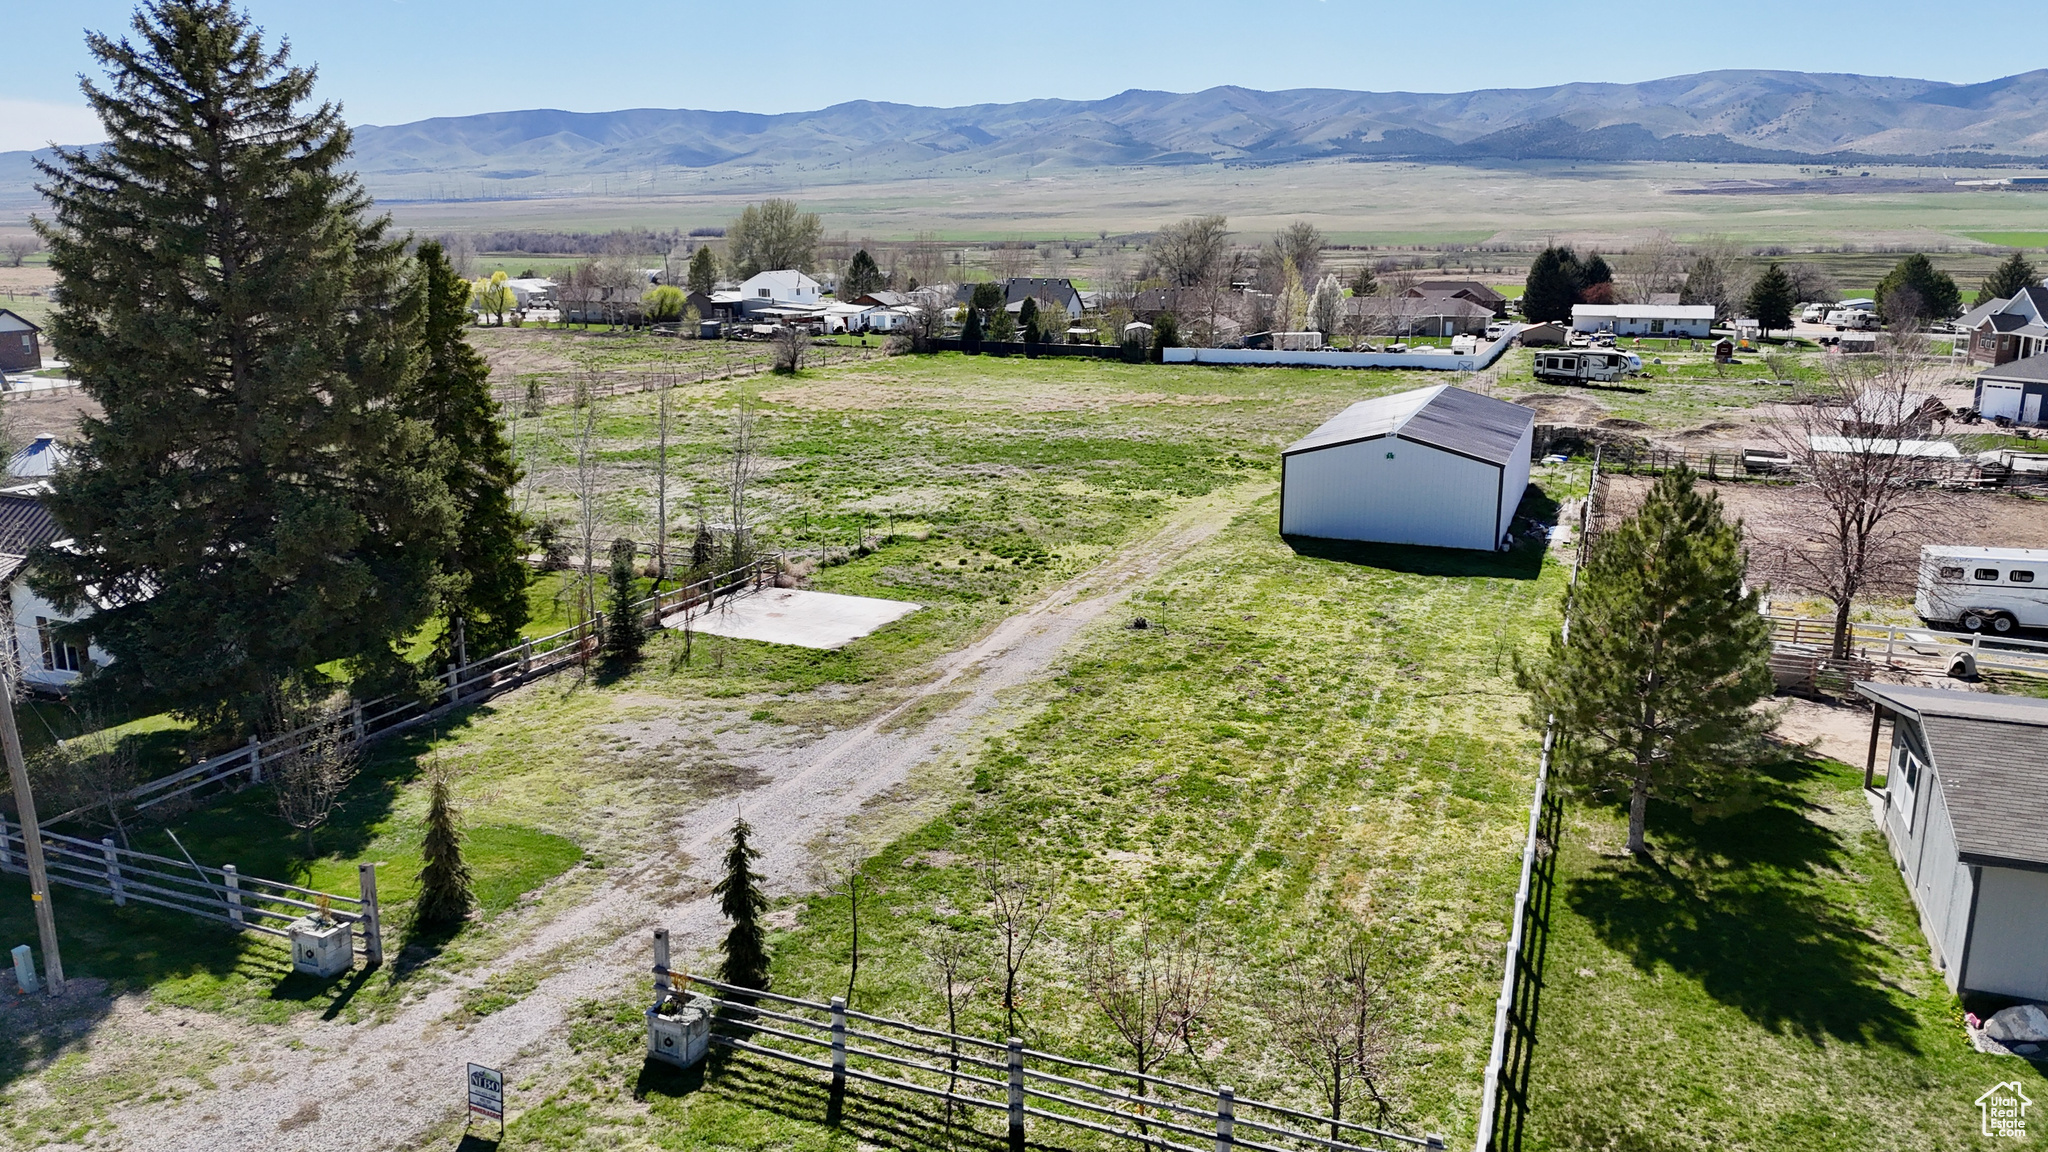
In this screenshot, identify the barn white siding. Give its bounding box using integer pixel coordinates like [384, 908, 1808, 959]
[1282, 439, 1504, 551]
[1497, 422, 1534, 545]
[1965, 867, 2048, 1001]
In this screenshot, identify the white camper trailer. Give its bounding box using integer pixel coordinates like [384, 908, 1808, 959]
[1531, 348, 1641, 384]
[1916, 546, 2048, 634]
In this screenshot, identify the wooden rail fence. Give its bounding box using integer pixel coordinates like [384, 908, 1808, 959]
[44, 554, 781, 828]
[1765, 614, 2048, 682]
[671, 969, 1444, 1152]
[0, 819, 381, 961]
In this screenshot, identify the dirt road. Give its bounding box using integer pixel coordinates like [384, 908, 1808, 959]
[74, 479, 1271, 1152]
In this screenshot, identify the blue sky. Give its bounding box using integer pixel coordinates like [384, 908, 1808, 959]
[4, 0, 2038, 152]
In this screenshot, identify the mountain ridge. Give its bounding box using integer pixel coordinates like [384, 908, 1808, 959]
[6, 68, 2048, 205]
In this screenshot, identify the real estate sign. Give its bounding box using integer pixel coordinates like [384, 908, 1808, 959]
[467, 1063, 504, 1125]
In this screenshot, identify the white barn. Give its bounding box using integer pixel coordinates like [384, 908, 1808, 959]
[1854, 683, 2048, 1002]
[1280, 385, 1535, 552]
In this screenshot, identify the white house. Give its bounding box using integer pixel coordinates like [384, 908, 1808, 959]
[1279, 385, 1535, 552]
[0, 485, 108, 693]
[738, 270, 822, 316]
[1570, 303, 1715, 338]
[1855, 682, 2048, 1002]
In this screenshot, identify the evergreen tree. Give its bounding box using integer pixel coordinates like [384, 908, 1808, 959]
[1019, 297, 1041, 344]
[987, 306, 1017, 343]
[715, 817, 772, 994]
[960, 306, 983, 352]
[1349, 265, 1378, 297]
[1875, 253, 1961, 324]
[687, 246, 719, 296]
[1519, 466, 1776, 856]
[1744, 262, 1798, 337]
[32, 0, 454, 730]
[604, 537, 643, 661]
[1582, 253, 1613, 287]
[1150, 313, 1180, 363]
[413, 242, 530, 661]
[1521, 246, 1584, 322]
[842, 249, 884, 299]
[1978, 250, 2039, 306]
[414, 765, 473, 927]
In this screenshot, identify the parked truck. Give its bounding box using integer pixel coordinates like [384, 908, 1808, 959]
[1531, 348, 1642, 384]
[1916, 545, 2048, 634]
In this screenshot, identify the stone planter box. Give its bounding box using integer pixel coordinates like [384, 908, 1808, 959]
[288, 916, 354, 979]
[646, 997, 710, 1068]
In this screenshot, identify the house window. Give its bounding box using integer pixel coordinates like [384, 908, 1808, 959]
[1650, 319, 1665, 334]
[2013, 570, 2037, 583]
[757, 289, 770, 298]
[1938, 566, 1964, 579]
[1893, 746, 1921, 832]
[36, 616, 81, 674]
[1974, 568, 2001, 582]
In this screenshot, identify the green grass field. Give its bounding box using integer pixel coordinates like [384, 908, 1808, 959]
[1521, 758, 2046, 1151]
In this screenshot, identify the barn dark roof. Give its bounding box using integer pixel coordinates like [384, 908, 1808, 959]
[1855, 683, 2048, 869]
[1283, 385, 1535, 466]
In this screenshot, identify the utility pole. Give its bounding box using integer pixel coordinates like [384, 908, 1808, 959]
[1, 667, 63, 995]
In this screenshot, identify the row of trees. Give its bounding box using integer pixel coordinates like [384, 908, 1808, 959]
[32, 0, 529, 734]
[711, 820, 1400, 1132]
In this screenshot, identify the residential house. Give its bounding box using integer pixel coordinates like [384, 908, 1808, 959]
[0, 309, 42, 373]
[1002, 278, 1083, 320]
[1406, 280, 1508, 317]
[0, 485, 107, 693]
[1570, 303, 1715, 338]
[1130, 288, 1195, 323]
[1976, 355, 2048, 425]
[1854, 683, 2048, 1002]
[738, 271, 822, 316]
[561, 285, 644, 326]
[1965, 287, 2048, 367]
[1346, 295, 1494, 338]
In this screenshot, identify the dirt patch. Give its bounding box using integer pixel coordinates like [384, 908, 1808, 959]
[1596, 417, 1651, 431]
[1516, 393, 1609, 424]
[7, 384, 100, 436]
[1597, 474, 2048, 593]
[1774, 697, 1881, 766]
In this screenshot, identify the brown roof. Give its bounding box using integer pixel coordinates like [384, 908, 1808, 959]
[1411, 280, 1506, 305]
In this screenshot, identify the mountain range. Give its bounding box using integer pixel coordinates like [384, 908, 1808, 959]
[6, 68, 2048, 206]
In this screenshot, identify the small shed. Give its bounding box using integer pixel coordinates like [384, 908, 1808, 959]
[1518, 322, 1567, 347]
[0, 309, 42, 373]
[1854, 683, 2048, 1001]
[1280, 385, 1535, 552]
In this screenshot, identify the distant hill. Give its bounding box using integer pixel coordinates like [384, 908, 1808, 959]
[6, 68, 2048, 207]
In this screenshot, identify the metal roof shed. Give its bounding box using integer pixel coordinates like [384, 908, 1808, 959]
[1280, 385, 1536, 552]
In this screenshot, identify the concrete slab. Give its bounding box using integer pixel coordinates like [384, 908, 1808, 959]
[664, 588, 920, 650]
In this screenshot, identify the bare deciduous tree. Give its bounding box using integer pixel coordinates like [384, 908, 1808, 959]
[1079, 919, 1217, 1133]
[2, 238, 36, 268]
[1763, 353, 1965, 656]
[573, 390, 603, 625]
[1264, 935, 1398, 1137]
[725, 386, 761, 574]
[37, 725, 140, 848]
[977, 848, 1055, 1038]
[1151, 216, 1231, 289]
[1269, 221, 1325, 288]
[268, 685, 361, 854]
[1617, 232, 1685, 304]
[924, 927, 979, 1115]
[771, 325, 806, 374]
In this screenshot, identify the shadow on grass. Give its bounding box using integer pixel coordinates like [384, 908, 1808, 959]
[1283, 482, 1560, 582]
[1565, 759, 1919, 1051]
[673, 1048, 1082, 1152]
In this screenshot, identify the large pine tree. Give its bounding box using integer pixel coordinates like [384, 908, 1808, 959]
[411, 241, 529, 661]
[1978, 250, 2039, 306]
[1744, 262, 1798, 337]
[1521, 247, 1583, 323]
[33, 0, 454, 729]
[1519, 466, 1776, 856]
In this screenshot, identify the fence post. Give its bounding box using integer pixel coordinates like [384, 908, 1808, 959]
[246, 735, 262, 784]
[445, 662, 459, 705]
[830, 995, 848, 1095]
[520, 640, 533, 675]
[653, 927, 672, 999]
[357, 863, 382, 966]
[222, 864, 243, 928]
[1007, 1037, 1025, 1152]
[1215, 1085, 1234, 1151]
[102, 838, 125, 907]
[0, 811, 13, 873]
[351, 703, 365, 743]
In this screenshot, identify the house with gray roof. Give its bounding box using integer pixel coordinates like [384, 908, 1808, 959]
[1976, 354, 2048, 426]
[1853, 682, 2048, 1002]
[1280, 385, 1535, 552]
[1966, 286, 2048, 367]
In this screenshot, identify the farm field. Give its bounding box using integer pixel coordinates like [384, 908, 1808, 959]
[0, 347, 1575, 1150]
[5, 333, 2045, 1151]
[1519, 756, 2046, 1151]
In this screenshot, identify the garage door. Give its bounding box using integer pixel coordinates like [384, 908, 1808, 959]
[1981, 382, 2024, 421]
